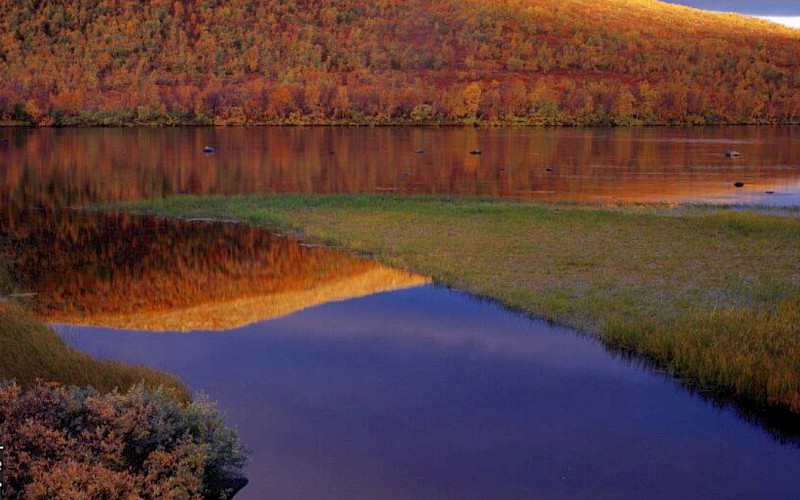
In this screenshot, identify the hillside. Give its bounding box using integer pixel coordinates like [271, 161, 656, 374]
[1, 0, 799, 125]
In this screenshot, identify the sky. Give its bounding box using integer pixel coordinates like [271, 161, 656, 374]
[665, 0, 800, 27]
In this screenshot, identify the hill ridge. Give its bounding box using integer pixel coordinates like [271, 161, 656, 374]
[1, 0, 798, 125]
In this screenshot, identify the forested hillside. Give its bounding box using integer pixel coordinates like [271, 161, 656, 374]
[1, 0, 799, 125]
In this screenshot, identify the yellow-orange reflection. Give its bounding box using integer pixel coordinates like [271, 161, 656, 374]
[1, 208, 427, 331]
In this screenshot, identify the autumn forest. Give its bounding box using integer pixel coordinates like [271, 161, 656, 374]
[2, 0, 800, 126]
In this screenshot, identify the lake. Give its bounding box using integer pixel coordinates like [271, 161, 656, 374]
[2, 126, 800, 498]
[2, 126, 800, 207]
[54, 284, 800, 500]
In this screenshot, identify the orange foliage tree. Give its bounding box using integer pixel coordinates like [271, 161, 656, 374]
[1, 0, 799, 125]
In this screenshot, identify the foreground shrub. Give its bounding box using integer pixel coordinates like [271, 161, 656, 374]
[0, 382, 249, 499]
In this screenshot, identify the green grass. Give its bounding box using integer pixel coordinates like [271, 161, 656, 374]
[0, 304, 189, 399]
[124, 194, 800, 413]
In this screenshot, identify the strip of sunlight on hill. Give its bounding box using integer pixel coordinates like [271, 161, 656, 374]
[757, 17, 800, 29]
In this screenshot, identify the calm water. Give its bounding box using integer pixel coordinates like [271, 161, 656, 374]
[3, 126, 800, 498]
[2, 126, 800, 207]
[0, 210, 422, 329]
[56, 285, 800, 500]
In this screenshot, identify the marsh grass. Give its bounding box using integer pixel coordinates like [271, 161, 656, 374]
[126, 194, 800, 413]
[1, 234, 185, 399]
[0, 304, 189, 399]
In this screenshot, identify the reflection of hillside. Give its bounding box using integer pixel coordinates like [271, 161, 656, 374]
[1, 207, 426, 331]
[63, 267, 427, 332]
[2, 127, 800, 205]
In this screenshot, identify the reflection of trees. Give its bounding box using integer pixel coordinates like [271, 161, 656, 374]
[2, 128, 799, 205]
[1, 127, 797, 326]
[0, 206, 388, 321]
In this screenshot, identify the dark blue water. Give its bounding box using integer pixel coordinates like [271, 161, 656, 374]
[56, 285, 800, 500]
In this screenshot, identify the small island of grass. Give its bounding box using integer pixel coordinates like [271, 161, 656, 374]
[125, 194, 800, 416]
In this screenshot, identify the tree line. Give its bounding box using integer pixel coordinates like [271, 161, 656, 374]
[1, 0, 799, 125]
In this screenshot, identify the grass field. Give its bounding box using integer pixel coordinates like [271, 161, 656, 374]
[1, 257, 188, 398]
[125, 194, 800, 413]
[0, 304, 189, 398]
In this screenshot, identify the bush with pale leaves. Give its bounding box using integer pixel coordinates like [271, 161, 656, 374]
[0, 382, 248, 500]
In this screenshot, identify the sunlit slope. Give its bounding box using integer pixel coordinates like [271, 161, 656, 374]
[1, 0, 798, 125]
[533, 0, 794, 33]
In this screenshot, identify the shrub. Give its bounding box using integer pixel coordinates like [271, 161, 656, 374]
[0, 382, 249, 500]
[506, 56, 524, 71]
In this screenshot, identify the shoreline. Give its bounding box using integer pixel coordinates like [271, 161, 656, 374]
[119, 193, 800, 419]
[4, 122, 800, 128]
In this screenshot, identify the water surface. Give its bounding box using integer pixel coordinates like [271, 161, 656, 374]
[2, 126, 799, 206]
[56, 285, 800, 500]
[4, 126, 800, 498]
[0, 210, 423, 330]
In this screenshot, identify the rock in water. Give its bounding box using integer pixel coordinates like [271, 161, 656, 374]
[206, 471, 249, 500]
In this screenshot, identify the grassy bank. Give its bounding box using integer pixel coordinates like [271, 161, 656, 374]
[126, 194, 800, 413]
[0, 304, 189, 398]
[1, 253, 188, 398]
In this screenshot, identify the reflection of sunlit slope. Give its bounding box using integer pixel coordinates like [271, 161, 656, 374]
[0, 207, 427, 331]
[75, 266, 427, 331]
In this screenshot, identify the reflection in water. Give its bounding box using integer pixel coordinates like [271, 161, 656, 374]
[55, 286, 800, 500]
[2, 126, 800, 207]
[0, 208, 425, 330]
[3, 126, 800, 497]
